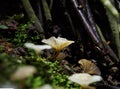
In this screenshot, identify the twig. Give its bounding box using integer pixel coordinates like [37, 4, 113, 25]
[106, 10, 120, 60]
[42, 0, 52, 21]
[71, 0, 100, 44]
[85, 0, 101, 42]
[21, 0, 45, 38]
[60, 0, 77, 39]
[100, 0, 119, 18]
[50, 0, 53, 10]
[64, 12, 77, 39]
[96, 25, 119, 62]
[36, 0, 43, 24]
[100, 0, 120, 60]
[84, 0, 119, 62]
[70, 0, 119, 62]
[115, 0, 120, 12]
[48, 0, 77, 40]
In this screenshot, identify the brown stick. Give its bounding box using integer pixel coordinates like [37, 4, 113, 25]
[70, 0, 119, 62]
[21, 0, 45, 38]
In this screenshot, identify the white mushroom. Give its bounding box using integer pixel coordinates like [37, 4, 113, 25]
[39, 84, 53, 89]
[24, 43, 52, 53]
[11, 66, 37, 81]
[68, 73, 102, 88]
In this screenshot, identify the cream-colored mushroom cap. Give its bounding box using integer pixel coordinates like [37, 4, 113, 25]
[24, 43, 52, 53]
[38, 84, 53, 89]
[68, 73, 102, 86]
[11, 66, 37, 81]
[42, 36, 74, 51]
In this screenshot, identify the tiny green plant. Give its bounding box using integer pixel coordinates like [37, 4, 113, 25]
[13, 22, 31, 46]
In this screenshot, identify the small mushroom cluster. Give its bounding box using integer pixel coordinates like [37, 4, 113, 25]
[24, 36, 74, 60]
[24, 36, 102, 89]
[68, 73, 102, 89]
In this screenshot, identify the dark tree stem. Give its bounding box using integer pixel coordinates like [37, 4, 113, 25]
[71, 0, 100, 44]
[42, 0, 52, 21]
[21, 0, 45, 38]
[115, 0, 120, 12]
[84, 0, 119, 62]
[70, 0, 119, 62]
[37, 0, 43, 24]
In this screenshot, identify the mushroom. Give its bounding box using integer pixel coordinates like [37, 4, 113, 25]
[38, 84, 53, 89]
[11, 66, 37, 81]
[42, 36, 74, 59]
[78, 59, 101, 75]
[24, 43, 52, 54]
[11, 66, 37, 89]
[68, 73, 102, 89]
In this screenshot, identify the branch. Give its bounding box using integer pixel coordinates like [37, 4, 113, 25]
[21, 0, 45, 38]
[100, 0, 119, 18]
[106, 10, 120, 59]
[85, 0, 119, 62]
[70, 0, 119, 62]
[36, 0, 43, 24]
[42, 0, 52, 21]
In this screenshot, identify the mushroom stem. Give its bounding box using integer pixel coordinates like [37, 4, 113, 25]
[19, 80, 25, 89]
[82, 85, 96, 89]
[52, 50, 60, 61]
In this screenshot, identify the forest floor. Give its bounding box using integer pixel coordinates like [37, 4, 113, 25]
[0, 0, 120, 89]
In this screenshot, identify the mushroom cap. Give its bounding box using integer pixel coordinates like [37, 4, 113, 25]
[39, 84, 53, 89]
[68, 73, 102, 86]
[24, 43, 52, 53]
[78, 59, 101, 75]
[42, 36, 74, 51]
[11, 66, 37, 81]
